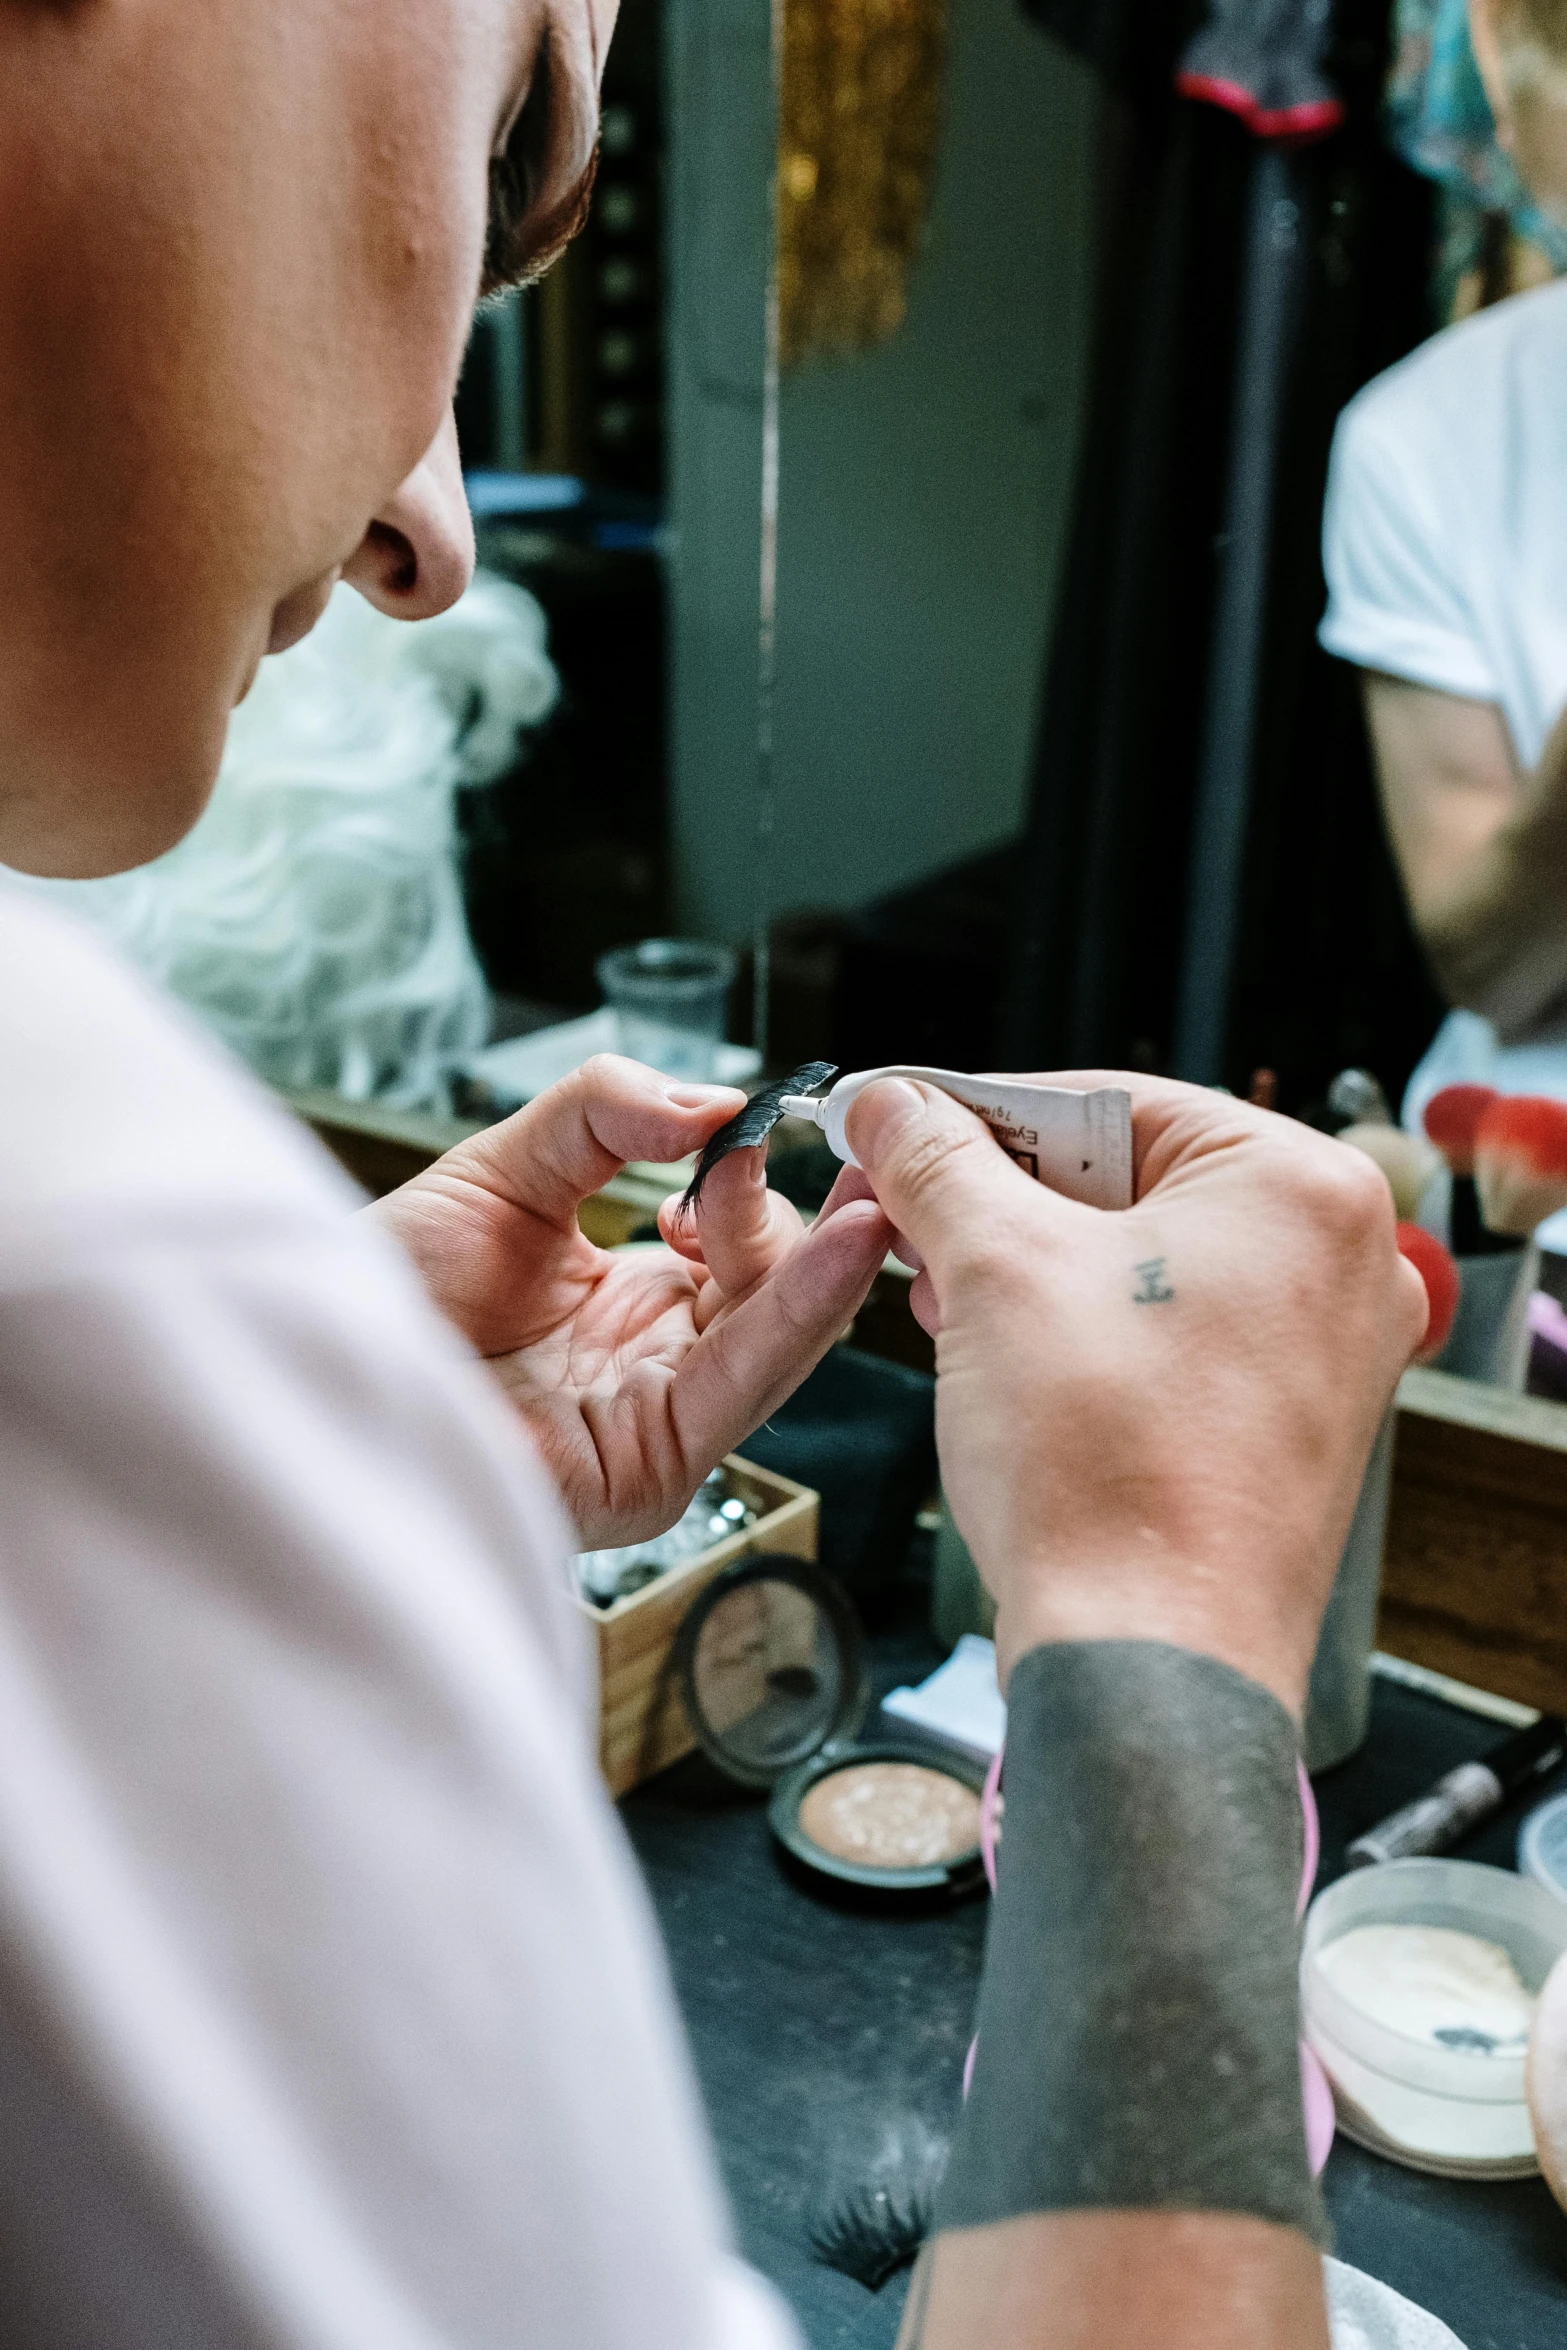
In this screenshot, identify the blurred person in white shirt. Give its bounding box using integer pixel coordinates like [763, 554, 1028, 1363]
[1323, 0, 1567, 1222]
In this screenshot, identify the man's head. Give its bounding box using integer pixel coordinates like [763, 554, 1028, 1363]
[0, 0, 613, 878]
[1471, 0, 1567, 216]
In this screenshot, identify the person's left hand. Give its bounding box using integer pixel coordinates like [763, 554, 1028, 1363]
[369, 1054, 892, 1547]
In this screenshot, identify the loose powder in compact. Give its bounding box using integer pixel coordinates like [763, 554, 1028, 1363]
[797, 1762, 980, 1870]
[1317, 1924, 1535, 2055]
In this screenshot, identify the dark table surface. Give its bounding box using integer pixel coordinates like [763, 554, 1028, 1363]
[621, 1555, 1567, 2349]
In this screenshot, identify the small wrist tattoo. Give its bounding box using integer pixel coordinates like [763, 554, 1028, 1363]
[1132, 1256, 1175, 1304]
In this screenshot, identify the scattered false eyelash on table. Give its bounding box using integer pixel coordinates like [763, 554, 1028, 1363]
[808, 2116, 949, 2291]
[677, 1061, 838, 1219]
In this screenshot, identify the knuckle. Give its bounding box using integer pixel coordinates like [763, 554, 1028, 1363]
[575, 1052, 624, 1094]
[1283, 1131, 1391, 1235]
[893, 1118, 987, 1205]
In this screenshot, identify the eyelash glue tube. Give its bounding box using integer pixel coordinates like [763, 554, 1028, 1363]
[778, 1066, 1135, 1211]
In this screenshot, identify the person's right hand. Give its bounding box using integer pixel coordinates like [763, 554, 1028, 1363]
[845, 1073, 1429, 1716]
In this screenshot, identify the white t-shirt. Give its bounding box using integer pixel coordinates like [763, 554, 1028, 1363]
[0, 896, 1463, 2348]
[1321, 276, 1567, 772]
[0, 896, 794, 2350]
[1320, 280, 1567, 1192]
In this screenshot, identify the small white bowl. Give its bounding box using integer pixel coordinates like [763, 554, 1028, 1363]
[1302, 1859, 1567, 2177]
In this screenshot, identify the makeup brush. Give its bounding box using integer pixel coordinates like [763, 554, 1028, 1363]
[1337, 1123, 1440, 1222]
[1397, 1223, 1460, 1362]
[1325, 1067, 1392, 1130]
[1422, 1084, 1501, 1255]
[1473, 1095, 1567, 1239]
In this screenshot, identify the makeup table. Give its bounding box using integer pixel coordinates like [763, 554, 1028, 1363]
[620, 1558, 1567, 2350]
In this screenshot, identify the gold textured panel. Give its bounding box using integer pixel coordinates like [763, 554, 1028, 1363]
[779, 0, 947, 368]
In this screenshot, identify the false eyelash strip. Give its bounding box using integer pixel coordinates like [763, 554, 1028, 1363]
[677, 1060, 838, 1219]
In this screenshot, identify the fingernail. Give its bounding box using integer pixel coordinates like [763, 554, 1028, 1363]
[662, 1081, 741, 1107]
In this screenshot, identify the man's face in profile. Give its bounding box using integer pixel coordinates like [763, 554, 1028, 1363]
[0, 0, 615, 880]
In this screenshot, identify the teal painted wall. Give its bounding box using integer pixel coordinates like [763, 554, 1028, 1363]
[667, 0, 1100, 943]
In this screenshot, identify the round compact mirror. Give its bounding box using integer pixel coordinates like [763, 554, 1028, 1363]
[674, 1555, 986, 1897]
[674, 1554, 866, 1788]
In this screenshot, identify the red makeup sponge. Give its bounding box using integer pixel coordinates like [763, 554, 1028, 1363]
[1474, 1095, 1567, 1238]
[1422, 1084, 1500, 1178]
[1396, 1223, 1459, 1362]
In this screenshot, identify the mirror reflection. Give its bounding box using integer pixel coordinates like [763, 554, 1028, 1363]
[10, 6, 1567, 2346]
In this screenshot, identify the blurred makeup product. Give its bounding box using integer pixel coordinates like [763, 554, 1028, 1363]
[671, 1555, 987, 1897]
[1422, 1085, 1540, 1386]
[1519, 1788, 1567, 1906]
[1347, 1716, 1567, 1867]
[1326, 1067, 1393, 1129]
[1302, 1859, 1567, 2175]
[1529, 1288, 1567, 1403]
[881, 1634, 1006, 1763]
[1395, 1224, 1460, 1360]
[1422, 1082, 1501, 1256]
[778, 1067, 1135, 1210]
[798, 1763, 979, 1869]
[1473, 1095, 1567, 1237]
[1319, 1926, 1532, 2048]
[576, 1469, 757, 1607]
[1432, 1240, 1540, 1389]
[1338, 1124, 1440, 1221]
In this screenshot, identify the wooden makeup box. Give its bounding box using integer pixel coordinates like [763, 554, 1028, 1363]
[587, 1455, 818, 1796]
[1383, 1369, 1567, 1719]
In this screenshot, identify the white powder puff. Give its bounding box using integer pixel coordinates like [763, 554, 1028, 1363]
[4, 570, 557, 1108]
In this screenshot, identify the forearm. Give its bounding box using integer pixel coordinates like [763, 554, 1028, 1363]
[1363, 673, 1567, 1036]
[902, 1642, 1326, 2350]
[899, 2214, 1328, 2350]
[1422, 790, 1567, 1036]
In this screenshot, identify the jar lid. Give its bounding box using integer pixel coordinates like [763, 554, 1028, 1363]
[671, 1553, 868, 1790]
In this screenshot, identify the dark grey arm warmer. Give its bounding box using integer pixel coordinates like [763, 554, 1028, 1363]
[938, 1640, 1327, 2247]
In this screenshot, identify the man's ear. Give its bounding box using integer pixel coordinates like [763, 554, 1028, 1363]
[1470, 0, 1520, 147]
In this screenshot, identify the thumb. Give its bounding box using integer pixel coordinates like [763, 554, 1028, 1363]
[844, 1076, 1051, 1280]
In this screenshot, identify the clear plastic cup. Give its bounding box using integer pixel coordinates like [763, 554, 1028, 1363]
[595, 938, 737, 1080]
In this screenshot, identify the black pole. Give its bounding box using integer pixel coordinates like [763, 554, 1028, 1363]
[1171, 143, 1310, 1083]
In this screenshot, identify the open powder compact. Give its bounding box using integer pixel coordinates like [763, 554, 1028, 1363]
[671, 1555, 987, 1897]
[1302, 1858, 1567, 2177]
